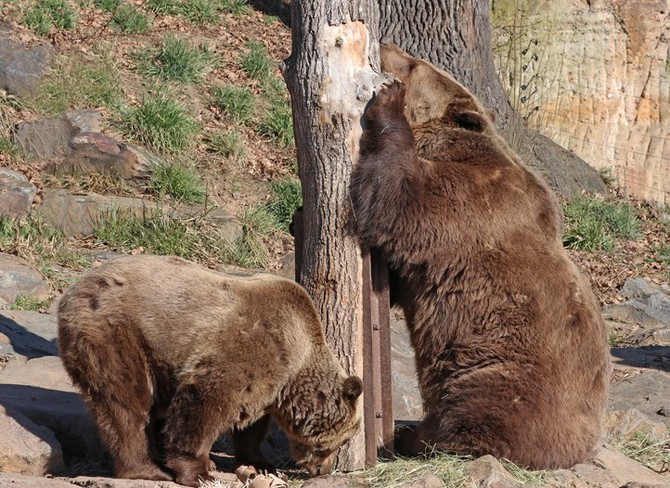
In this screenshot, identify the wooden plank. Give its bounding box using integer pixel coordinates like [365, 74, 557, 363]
[291, 208, 304, 283]
[371, 250, 394, 455]
[361, 250, 378, 467]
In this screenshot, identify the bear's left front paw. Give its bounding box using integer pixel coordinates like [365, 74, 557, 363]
[369, 80, 406, 118]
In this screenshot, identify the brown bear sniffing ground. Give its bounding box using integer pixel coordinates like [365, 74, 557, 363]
[350, 43, 611, 470]
[57, 255, 362, 487]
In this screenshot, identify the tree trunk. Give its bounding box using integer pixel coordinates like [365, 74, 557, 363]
[283, 0, 383, 471]
[379, 0, 607, 199]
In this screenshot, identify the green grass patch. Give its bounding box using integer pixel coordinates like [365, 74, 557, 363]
[92, 207, 266, 268]
[149, 162, 206, 204]
[146, 0, 180, 14]
[208, 130, 246, 159]
[22, 0, 77, 34]
[29, 54, 123, 114]
[94, 208, 203, 258]
[256, 75, 294, 146]
[220, 0, 251, 15]
[211, 85, 255, 124]
[563, 196, 641, 251]
[117, 91, 199, 154]
[94, 0, 120, 11]
[263, 179, 301, 232]
[23, 6, 52, 35]
[0, 215, 91, 291]
[656, 244, 670, 264]
[10, 294, 50, 311]
[139, 37, 215, 83]
[0, 137, 17, 155]
[257, 100, 293, 147]
[240, 40, 272, 81]
[110, 4, 151, 34]
[611, 429, 670, 474]
[221, 206, 274, 268]
[178, 0, 218, 22]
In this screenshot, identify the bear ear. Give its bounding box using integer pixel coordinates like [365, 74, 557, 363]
[451, 110, 488, 132]
[342, 376, 363, 404]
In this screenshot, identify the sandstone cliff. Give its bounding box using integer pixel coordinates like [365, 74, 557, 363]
[493, 0, 670, 204]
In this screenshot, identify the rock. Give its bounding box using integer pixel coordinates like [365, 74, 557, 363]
[391, 312, 422, 421]
[0, 472, 76, 487]
[468, 455, 523, 488]
[622, 279, 667, 300]
[635, 326, 670, 347]
[0, 356, 103, 468]
[301, 476, 370, 488]
[13, 110, 103, 160]
[641, 294, 670, 327]
[0, 168, 37, 219]
[0, 406, 65, 476]
[40, 189, 243, 241]
[0, 310, 58, 358]
[13, 110, 155, 182]
[0, 253, 51, 309]
[51, 133, 157, 183]
[0, 35, 52, 97]
[589, 443, 668, 486]
[602, 303, 665, 329]
[609, 370, 670, 427]
[606, 409, 670, 445]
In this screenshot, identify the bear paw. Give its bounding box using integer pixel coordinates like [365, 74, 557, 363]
[368, 80, 406, 120]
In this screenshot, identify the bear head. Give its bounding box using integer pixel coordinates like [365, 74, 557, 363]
[286, 375, 363, 476]
[380, 41, 495, 133]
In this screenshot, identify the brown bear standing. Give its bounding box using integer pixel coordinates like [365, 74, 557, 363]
[350, 43, 611, 470]
[57, 255, 362, 487]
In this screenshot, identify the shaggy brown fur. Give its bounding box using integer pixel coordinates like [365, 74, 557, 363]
[57, 255, 362, 487]
[349, 43, 611, 470]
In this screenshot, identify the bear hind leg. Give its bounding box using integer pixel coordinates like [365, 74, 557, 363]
[68, 334, 172, 482]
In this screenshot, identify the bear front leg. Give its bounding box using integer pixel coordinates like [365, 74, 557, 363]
[232, 414, 274, 472]
[350, 81, 427, 258]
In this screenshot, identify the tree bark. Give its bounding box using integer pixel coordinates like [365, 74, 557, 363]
[379, 0, 607, 199]
[283, 0, 383, 471]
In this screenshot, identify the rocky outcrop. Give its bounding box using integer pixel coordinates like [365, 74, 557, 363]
[493, 0, 670, 204]
[12, 110, 155, 183]
[0, 254, 51, 309]
[0, 168, 37, 219]
[0, 27, 52, 97]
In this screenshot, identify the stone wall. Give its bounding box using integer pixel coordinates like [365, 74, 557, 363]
[493, 0, 670, 204]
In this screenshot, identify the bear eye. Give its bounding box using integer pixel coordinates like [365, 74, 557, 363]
[408, 61, 417, 72]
